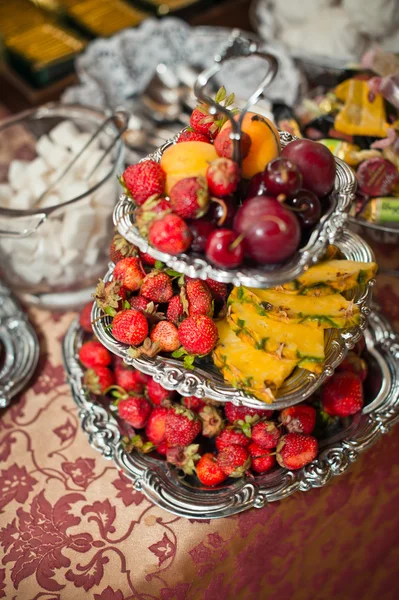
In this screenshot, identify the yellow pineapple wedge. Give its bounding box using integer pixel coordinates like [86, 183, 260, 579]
[227, 293, 325, 373]
[212, 320, 298, 403]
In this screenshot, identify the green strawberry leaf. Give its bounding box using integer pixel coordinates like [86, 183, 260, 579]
[123, 300, 131, 310]
[166, 269, 182, 278]
[225, 92, 235, 107]
[183, 355, 196, 369]
[105, 306, 117, 317]
[172, 347, 188, 359]
[155, 260, 164, 270]
[215, 86, 227, 104]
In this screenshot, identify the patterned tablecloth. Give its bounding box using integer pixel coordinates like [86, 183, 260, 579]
[1, 245, 399, 600]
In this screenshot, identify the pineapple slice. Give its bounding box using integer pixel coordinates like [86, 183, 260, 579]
[242, 286, 360, 329]
[276, 260, 377, 295]
[212, 320, 298, 403]
[228, 297, 325, 373]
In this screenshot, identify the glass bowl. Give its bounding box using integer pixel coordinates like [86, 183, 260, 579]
[0, 103, 125, 309]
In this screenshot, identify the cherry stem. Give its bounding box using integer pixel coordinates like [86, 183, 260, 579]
[229, 232, 245, 250]
[211, 197, 228, 226]
[260, 214, 288, 232]
[284, 204, 307, 214]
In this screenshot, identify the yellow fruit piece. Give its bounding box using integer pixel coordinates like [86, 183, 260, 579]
[160, 141, 218, 195]
[212, 320, 298, 403]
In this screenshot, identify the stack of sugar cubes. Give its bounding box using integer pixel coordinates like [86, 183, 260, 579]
[0, 120, 120, 288]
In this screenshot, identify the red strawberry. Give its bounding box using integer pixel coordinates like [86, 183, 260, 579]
[214, 127, 251, 160]
[167, 295, 185, 324]
[136, 371, 151, 384]
[205, 279, 228, 302]
[217, 444, 251, 477]
[224, 404, 273, 424]
[199, 405, 224, 437]
[109, 233, 137, 263]
[276, 433, 318, 470]
[150, 321, 180, 352]
[182, 396, 206, 412]
[166, 444, 200, 475]
[206, 158, 240, 197]
[148, 214, 192, 255]
[114, 257, 146, 291]
[185, 278, 213, 317]
[196, 452, 227, 486]
[79, 340, 111, 369]
[177, 130, 211, 144]
[118, 396, 152, 428]
[112, 309, 149, 346]
[165, 406, 201, 446]
[129, 295, 153, 313]
[321, 372, 364, 417]
[141, 271, 173, 303]
[84, 366, 115, 395]
[135, 196, 171, 235]
[145, 406, 170, 446]
[122, 160, 165, 206]
[251, 421, 281, 449]
[336, 351, 368, 382]
[215, 427, 251, 451]
[248, 442, 276, 474]
[95, 279, 127, 313]
[79, 302, 93, 333]
[147, 378, 175, 405]
[178, 315, 218, 355]
[190, 88, 234, 137]
[279, 404, 316, 435]
[139, 250, 158, 266]
[156, 439, 168, 455]
[169, 177, 209, 219]
[115, 366, 145, 394]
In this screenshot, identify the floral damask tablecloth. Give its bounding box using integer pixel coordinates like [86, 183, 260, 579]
[1, 243, 399, 600]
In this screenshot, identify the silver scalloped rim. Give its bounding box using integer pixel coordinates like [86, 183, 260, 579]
[114, 130, 356, 288]
[91, 230, 375, 410]
[63, 306, 399, 519]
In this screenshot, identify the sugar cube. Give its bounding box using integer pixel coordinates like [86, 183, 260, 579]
[8, 160, 30, 191]
[49, 120, 80, 150]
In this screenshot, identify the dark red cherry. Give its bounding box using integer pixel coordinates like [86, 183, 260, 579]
[263, 157, 302, 199]
[286, 189, 321, 227]
[247, 172, 265, 198]
[281, 139, 336, 197]
[205, 229, 244, 268]
[188, 218, 216, 253]
[208, 196, 237, 228]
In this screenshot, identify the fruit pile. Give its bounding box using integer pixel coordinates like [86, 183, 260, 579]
[120, 87, 338, 268]
[78, 304, 367, 487]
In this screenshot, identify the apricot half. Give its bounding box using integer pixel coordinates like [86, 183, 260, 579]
[161, 141, 218, 195]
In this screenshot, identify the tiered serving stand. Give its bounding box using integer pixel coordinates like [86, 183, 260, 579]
[63, 31, 398, 517]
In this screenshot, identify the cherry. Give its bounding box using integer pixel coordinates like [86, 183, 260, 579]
[208, 196, 237, 228]
[234, 195, 301, 264]
[281, 139, 336, 197]
[247, 172, 265, 198]
[205, 229, 244, 269]
[263, 157, 302, 199]
[286, 189, 321, 227]
[188, 218, 216, 253]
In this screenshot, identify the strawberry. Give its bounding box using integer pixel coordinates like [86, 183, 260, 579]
[141, 271, 173, 303]
[279, 404, 316, 435]
[129, 295, 153, 313]
[94, 279, 127, 314]
[121, 160, 165, 206]
[276, 433, 318, 470]
[206, 158, 240, 197]
[150, 321, 180, 352]
[166, 444, 200, 475]
[215, 427, 251, 451]
[139, 250, 158, 266]
[178, 315, 218, 355]
[79, 302, 93, 333]
[136, 371, 151, 384]
[248, 442, 276, 474]
[145, 406, 170, 446]
[118, 396, 152, 429]
[147, 378, 175, 405]
[156, 439, 168, 455]
[199, 405, 224, 437]
[114, 257, 146, 292]
[224, 404, 273, 424]
[115, 366, 145, 394]
[112, 309, 149, 346]
[84, 366, 115, 395]
[196, 452, 227, 486]
[165, 405, 201, 446]
[181, 396, 206, 412]
[321, 372, 364, 417]
[189, 87, 235, 138]
[217, 444, 251, 478]
[205, 279, 228, 303]
[336, 351, 368, 382]
[135, 196, 171, 236]
[148, 214, 192, 255]
[214, 127, 251, 160]
[79, 340, 111, 369]
[251, 421, 281, 449]
[109, 233, 137, 263]
[185, 278, 213, 317]
[169, 177, 209, 219]
[177, 130, 211, 144]
[167, 295, 185, 324]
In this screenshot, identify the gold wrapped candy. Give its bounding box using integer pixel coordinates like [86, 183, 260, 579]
[334, 79, 389, 138]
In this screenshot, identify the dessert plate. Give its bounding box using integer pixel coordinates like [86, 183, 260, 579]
[91, 230, 375, 410]
[63, 305, 399, 519]
[0, 281, 39, 407]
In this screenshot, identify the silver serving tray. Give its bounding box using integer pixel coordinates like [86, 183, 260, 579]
[92, 230, 375, 410]
[114, 130, 356, 288]
[63, 305, 399, 519]
[0, 281, 39, 408]
[349, 216, 399, 246]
